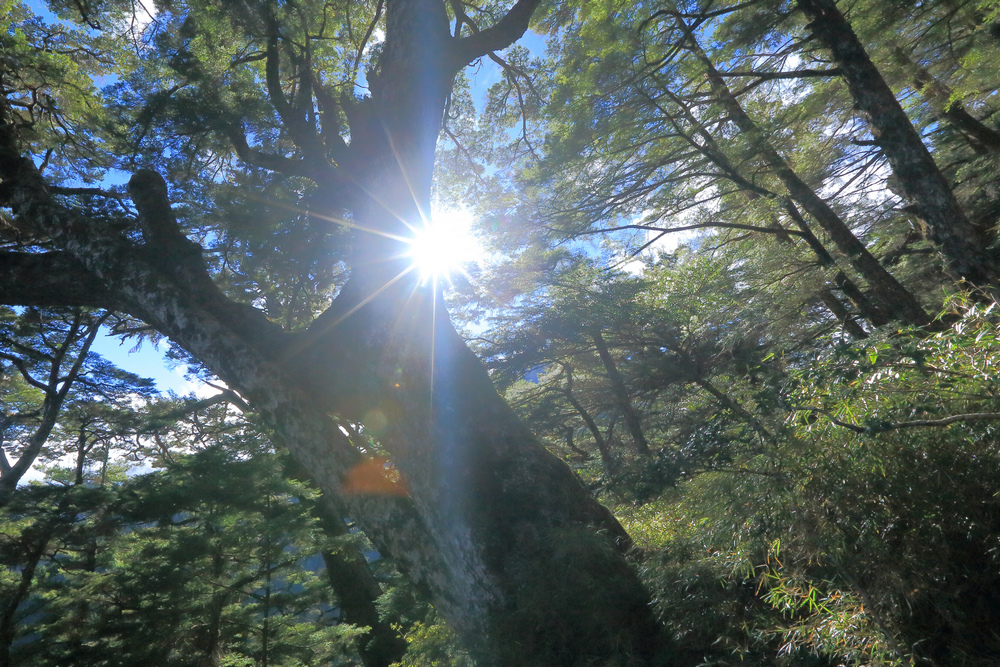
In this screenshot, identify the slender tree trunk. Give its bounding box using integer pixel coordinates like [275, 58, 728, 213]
[893, 50, 1000, 155]
[817, 287, 869, 338]
[0, 312, 102, 503]
[696, 378, 774, 445]
[650, 87, 882, 333]
[310, 493, 407, 667]
[762, 205, 872, 336]
[682, 31, 929, 325]
[0, 527, 49, 667]
[798, 0, 1000, 289]
[0, 399, 60, 503]
[561, 365, 617, 473]
[560, 424, 593, 460]
[591, 330, 651, 456]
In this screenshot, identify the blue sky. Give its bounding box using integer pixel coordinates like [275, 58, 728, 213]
[89, 330, 194, 394]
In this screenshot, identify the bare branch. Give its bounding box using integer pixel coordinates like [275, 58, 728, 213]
[793, 406, 1000, 433]
[448, 0, 542, 71]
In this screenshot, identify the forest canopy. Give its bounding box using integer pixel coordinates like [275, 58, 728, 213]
[3, 0, 1000, 665]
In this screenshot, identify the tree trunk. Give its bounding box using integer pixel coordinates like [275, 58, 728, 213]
[0, 538, 45, 667]
[591, 330, 652, 456]
[817, 287, 869, 338]
[0, 312, 102, 503]
[798, 0, 1000, 290]
[682, 31, 929, 325]
[311, 493, 408, 667]
[292, 2, 665, 660]
[562, 365, 618, 472]
[302, 271, 664, 663]
[650, 86, 884, 332]
[894, 51, 1000, 155]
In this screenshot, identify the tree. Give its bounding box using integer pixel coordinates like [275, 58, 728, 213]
[0, 306, 162, 500]
[0, 0, 663, 663]
[1, 443, 373, 667]
[471, 0, 941, 333]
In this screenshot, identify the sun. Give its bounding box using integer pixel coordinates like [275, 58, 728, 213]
[406, 206, 483, 282]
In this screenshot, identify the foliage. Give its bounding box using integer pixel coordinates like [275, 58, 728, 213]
[2, 444, 369, 666]
[5, 0, 1000, 663]
[602, 302, 1000, 666]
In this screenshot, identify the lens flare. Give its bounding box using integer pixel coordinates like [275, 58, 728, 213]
[407, 207, 482, 282]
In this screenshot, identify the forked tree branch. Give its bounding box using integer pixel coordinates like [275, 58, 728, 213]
[448, 0, 542, 71]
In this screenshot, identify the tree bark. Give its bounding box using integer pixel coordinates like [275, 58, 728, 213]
[798, 0, 1000, 290]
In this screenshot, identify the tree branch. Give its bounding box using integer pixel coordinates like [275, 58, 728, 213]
[226, 124, 334, 181]
[570, 221, 810, 239]
[0, 252, 120, 309]
[448, 0, 542, 71]
[128, 169, 214, 284]
[714, 68, 840, 78]
[793, 406, 1000, 433]
[350, 0, 384, 82]
[50, 185, 126, 199]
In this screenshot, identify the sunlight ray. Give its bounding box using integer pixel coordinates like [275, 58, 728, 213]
[383, 128, 432, 239]
[316, 264, 418, 331]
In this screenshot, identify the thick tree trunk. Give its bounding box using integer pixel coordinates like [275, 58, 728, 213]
[0, 3, 668, 664]
[302, 267, 664, 663]
[798, 0, 1000, 289]
[294, 2, 666, 659]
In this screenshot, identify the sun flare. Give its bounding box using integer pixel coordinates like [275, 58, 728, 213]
[406, 207, 483, 282]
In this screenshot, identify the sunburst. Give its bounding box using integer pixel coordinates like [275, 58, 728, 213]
[405, 206, 483, 284]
